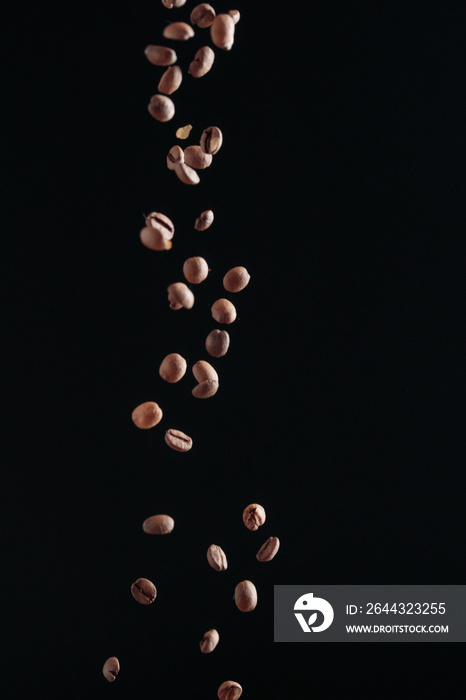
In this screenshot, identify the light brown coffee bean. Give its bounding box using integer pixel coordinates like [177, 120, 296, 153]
[140, 226, 172, 251]
[144, 45, 177, 66]
[145, 212, 175, 239]
[218, 681, 243, 700]
[131, 578, 157, 605]
[256, 536, 280, 562]
[158, 65, 182, 95]
[223, 266, 250, 293]
[174, 162, 200, 185]
[228, 10, 240, 25]
[200, 628, 219, 653]
[242, 503, 266, 530]
[132, 401, 163, 429]
[184, 145, 212, 170]
[191, 4, 216, 28]
[165, 428, 193, 452]
[167, 282, 194, 309]
[194, 210, 214, 231]
[167, 145, 184, 170]
[142, 514, 175, 535]
[234, 580, 257, 612]
[148, 94, 175, 122]
[205, 329, 230, 357]
[162, 0, 187, 7]
[192, 379, 218, 398]
[163, 22, 195, 40]
[102, 657, 120, 682]
[192, 360, 218, 383]
[200, 126, 223, 155]
[207, 544, 228, 571]
[211, 14, 235, 50]
[189, 45, 215, 78]
[159, 353, 187, 383]
[211, 298, 236, 324]
[183, 256, 209, 284]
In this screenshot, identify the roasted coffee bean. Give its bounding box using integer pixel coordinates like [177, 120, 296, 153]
[142, 514, 175, 534]
[189, 46, 215, 77]
[200, 628, 219, 653]
[234, 580, 257, 612]
[131, 578, 157, 605]
[148, 94, 175, 122]
[191, 3, 216, 28]
[162, 0, 187, 7]
[174, 162, 200, 185]
[223, 266, 250, 292]
[211, 14, 235, 50]
[132, 401, 163, 429]
[228, 10, 240, 25]
[145, 212, 175, 238]
[211, 298, 236, 324]
[140, 226, 172, 251]
[163, 22, 195, 40]
[205, 329, 230, 357]
[194, 209, 214, 230]
[167, 145, 184, 170]
[159, 353, 187, 383]
[218, 681, 243, 700]
[165, 428, 193, 452]
[192, 379, 218, 398]
[207, 544, 228, 571]
[200, 126, 223, 155]
[167, 282, 194, 309]
[192, 361, 219, 398]
[184, 145, 212, 169]
[102, 657, 120, 682]
[256, 536, 280, 562]
[183, 256, 209, 284]
[158, 65, 182, 95]
[144, 45, 177, 66]
[243, 503, 266, 530]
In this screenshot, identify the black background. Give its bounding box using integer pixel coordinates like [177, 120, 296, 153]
[5, 0, 465, 696]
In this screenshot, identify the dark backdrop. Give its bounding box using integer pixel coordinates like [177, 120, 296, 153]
[5, 0, 465, 696]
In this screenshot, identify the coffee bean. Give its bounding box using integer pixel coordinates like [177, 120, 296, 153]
[192, 361, 219, 398]
[132, 401, 163, 429]
[194, 210, 214, 231]
[234, 580, 257, 612]
[211, 14, 235, 51]
[205, 329, 230, 358]
[211, 298, 236, 324]
[174, 162, 200, 185]
[142, 514, 175, 534]
[165, 428, 193, 452]
[159, 353, 187, 383]
[184, 145, 212, 170]
[148, 94, 175, 122]
[218, 681, 243, 700]
[131, 578, 157, 605]
[200, 628, 219, 653]
[183, 256, 209, 284]
[145, 212, 175, 238]
[189, 46, 215, 78]
[167, 145, 184, 170]
[207, 544, 228, 571]
[242, 503, 266, 530]
[158, 65, 182, 95]
[167, 282, 194, 309]
[256, 536, 280, 562]
[190, 4, 216, 28]
[162, 0, 187, 7]
[192, 379, 218, 398]
[144, 45, 177, 66]
[223, 266, 250, 293]
[228, 10, 240, 25]
[200, 126, 223, 155]
[102, 657, 120, 682]
[140, 226, 173, 251]
[163, 22, 195, 40]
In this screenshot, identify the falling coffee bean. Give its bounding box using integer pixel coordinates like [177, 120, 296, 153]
[234, 580, 257, 612]
[183, 257, 209, 284]
[165, 428, 193, 452]
[174, 162, 200, 185]
[131, 578, 157, 604]
[140, 226, 172, 251]
[159, 353, 187, 383]
[242, 503, 266, 530]
[218, 681, 243, 700]
[158, 65, 182, 95]
[142, 514, 175, 535]
[190, 3, 216, 28]
[205, 329, 230, 358]
[184, 145, 212, 169]
[207, 544, 228, 571]
[132, 401, 163, 429]
[223, 266, 250, 293]
[192, 360, 218, 397]
[167, 282, 194, 309]
[148, 94, 175, 122]
[163, 22, 195, 40]
[189, 45, 215, 77]
[200, 126, 223, 155]
[194, 209, 214, 230]
[200, 628, 219, 653]
[102, 657, 120, 682]
[144, 45, 177, 66]
[210, 14, 235, 50]
[211, 298, 236, 324]
[167, 145, 184, 170]
[256, 536, 280, 562]
[144, 212, 175, 238]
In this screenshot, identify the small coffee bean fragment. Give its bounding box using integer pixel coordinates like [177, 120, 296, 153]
[211, 14, 235, 50]
[142, 514, 175, 535]
[102, 657, 120, 682]
[200, 628, 219, 653]
[163, 22, 195, 40]
[145, 212, 175, 238]
[223, 266, 250, 293]
[183, 256, 209, 284]
[189, 45, 215, 78]
[191, 3, 216, 28]
[184, 145, 212, 170]
[145, 45, 177, 66]
[228, 10, 240, 25]
[148, 94, 175, 122]
[162, 0, 186, 8]
[256, 536, 280, 562]
[131, 578, 157, 605]
[234, 580, 257, 612]
[174, 162, 200, 185]
[218, 680, 243, 700]
[207, 544, 228, 571]
[167, 282, 194, 309]
[159, 353, 187, 383]
[205, 329, 230, 357]
[211, 298, 236, 324]
[140, 226, 172, 251]
[243, 503, 266, 530]
[132, 402, 163, 429]
[176, 124, 192, 139]
[158, 65, 182, 95]
[165, 428, 193, 452]
[167, 145, 184, 170]
[200, 126, 223, 155]
[194, 209, 214, 231]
